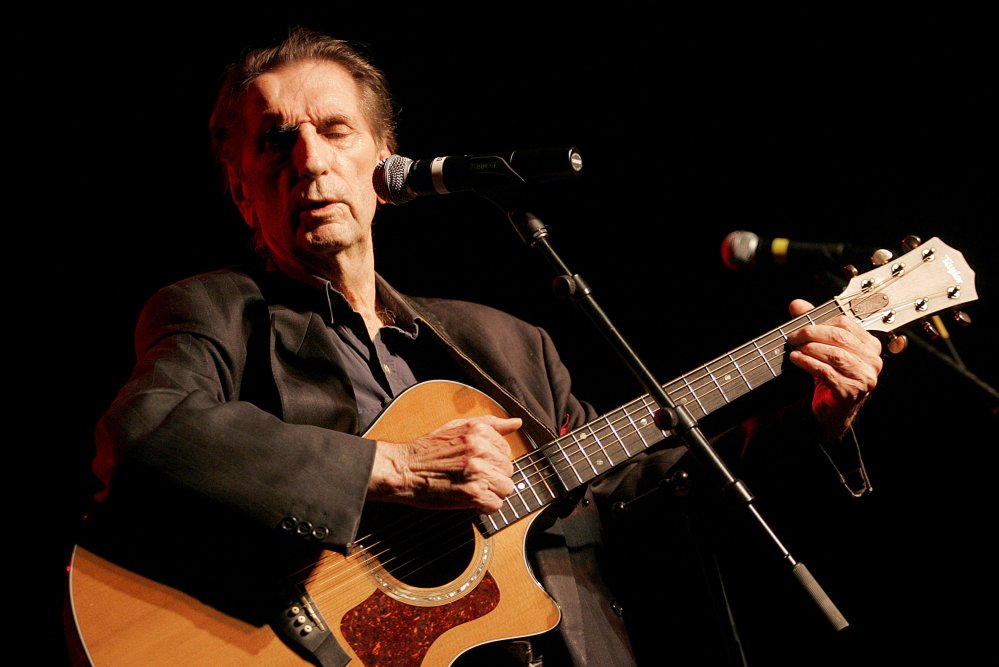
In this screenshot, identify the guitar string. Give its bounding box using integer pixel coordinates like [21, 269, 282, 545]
[535, 280, 945, 494]
[293, 297, 851, 593]
[524, 300, 847, 489]
[490, 302, 841, 504]
[289, 296, 824, 599]
[294, 508, 477, 595]
[294, 268, 940, 601]
[297, 294, 885, 597]
[532, 295, 910, 488]
[291, 323, 792, 602]
[299, 268, 939, 589]
[499, 275, 939, 515]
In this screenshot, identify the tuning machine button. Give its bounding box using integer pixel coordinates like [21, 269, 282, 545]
[953, 310, 972, 326]
[922, 320, 940, 339]
[901, 235, 922, 252]
[870, 248, 894, 266]
[842, 264, 859, 279]
[887, 334, 908, 354]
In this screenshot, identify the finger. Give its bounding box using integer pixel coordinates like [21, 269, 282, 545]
[471, 415, 523, 435]
[789, 298, 815, 317]
[789, 346, 880, 392]
[790, 317, 883, 362]
[432, 415, 522, 438]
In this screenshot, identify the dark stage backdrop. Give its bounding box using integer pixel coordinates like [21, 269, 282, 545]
[46, 7, 996, 666]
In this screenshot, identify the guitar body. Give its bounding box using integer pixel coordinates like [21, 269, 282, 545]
[68, 381, 561, 666]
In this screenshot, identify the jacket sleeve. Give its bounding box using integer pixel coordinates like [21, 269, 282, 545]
[91, 275, 375, 552]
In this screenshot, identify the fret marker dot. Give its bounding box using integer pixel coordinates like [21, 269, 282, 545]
[640, 418, 648, 426]
[517, 482, 526, 490]
[580, 433, 588, 440]
[596, 459, 605, 466]
[724, 373, 732, 381]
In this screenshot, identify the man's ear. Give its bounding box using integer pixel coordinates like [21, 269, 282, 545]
[226, 166, 257, 229]
[374, 147, 392, 205]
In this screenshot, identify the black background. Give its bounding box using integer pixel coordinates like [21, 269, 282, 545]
[42, 6, 996, 666]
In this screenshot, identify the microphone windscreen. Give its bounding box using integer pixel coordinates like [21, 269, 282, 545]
[374, 155, 413, 205]
[721, 231, 760, 270]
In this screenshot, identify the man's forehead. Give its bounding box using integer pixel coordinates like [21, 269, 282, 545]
[242, 60, 362, 127]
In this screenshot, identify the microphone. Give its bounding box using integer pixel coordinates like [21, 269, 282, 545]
[373, 147, 583, 205]
[721, 230, 874, 271]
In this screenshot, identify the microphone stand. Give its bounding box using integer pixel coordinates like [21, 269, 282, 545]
[465, 173, 850, 646]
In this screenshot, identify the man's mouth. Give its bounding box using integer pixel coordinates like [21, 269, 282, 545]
[302, 199, 335, 211]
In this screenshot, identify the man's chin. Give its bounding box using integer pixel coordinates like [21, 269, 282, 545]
[301, 227, 350, 252]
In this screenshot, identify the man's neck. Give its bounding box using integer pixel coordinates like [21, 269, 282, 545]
[274, 251, 385, 340]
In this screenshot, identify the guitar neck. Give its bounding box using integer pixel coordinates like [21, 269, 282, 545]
[479, 298, 845, 534]
[480, 235, 978, 533]
[480, 300, 860, 533]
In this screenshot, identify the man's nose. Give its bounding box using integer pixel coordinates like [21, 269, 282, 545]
[293, 128, 331, 178]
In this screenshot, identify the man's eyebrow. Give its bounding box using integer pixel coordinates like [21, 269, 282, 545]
[259, 114, 353, 135]
[253, 115, 297, 140]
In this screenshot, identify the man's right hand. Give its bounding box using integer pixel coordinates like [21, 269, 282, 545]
[368, 415, 521, 514]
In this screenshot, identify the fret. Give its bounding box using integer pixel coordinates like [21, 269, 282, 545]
[704, 363, 728, 404]
[679, 373, 707, 418]
[703, 354, 749, 407]
[726, 351, 752, 393]
[646, 392, 668, 422]
[640, 401, 667, 446]
[573, 428, 600, 476]
[760, 332, 787, 371]
[517, 457, 555, 507]
[623, 407, 650, 449]
[552, 441, 583, 487]
[593, 417, 617, 469]
[482, 513, 500, 533]
[514, 458, 541, 509]
[751, 336, 779, 378]
[531, 454, 559, 502]
[493, 504, 512, 527]
[504, 469, 527, 519]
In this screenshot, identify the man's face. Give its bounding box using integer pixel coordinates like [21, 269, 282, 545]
[229, 59, 389, 274]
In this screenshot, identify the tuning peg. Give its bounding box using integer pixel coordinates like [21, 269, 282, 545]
[870, 248, 894, 266]
[841, 264, 859, 279]
[901, 235, 922, 252]
[886, 333, 908, 354]
[953, 310, 973, 326]
[922, 320, 940, 339]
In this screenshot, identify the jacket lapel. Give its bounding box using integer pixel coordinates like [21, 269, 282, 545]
[268, 305, 360, 434]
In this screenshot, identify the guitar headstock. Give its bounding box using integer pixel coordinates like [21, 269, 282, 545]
[835, 236, 978, 338]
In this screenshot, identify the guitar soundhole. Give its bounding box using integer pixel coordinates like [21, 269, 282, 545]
[358, 506, 476, 588]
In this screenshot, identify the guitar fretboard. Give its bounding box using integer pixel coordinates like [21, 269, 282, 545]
[478, 299, 845, 535]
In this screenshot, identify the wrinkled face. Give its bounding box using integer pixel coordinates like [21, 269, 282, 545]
[228, 59, 389, 274]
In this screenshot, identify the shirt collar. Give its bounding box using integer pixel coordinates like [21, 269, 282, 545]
[269, 268, 420, 340]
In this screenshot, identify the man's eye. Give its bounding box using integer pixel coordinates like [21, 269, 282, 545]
[322, 124, 352, 140]
[259, 132, 294, 154]
[260, 140, 287, 154]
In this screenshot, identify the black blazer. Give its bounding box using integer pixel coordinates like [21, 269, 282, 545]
[83, 265, 668, 665]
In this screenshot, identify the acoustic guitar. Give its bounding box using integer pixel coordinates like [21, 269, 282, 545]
[66, 237, 977, 666]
